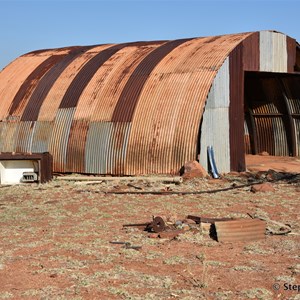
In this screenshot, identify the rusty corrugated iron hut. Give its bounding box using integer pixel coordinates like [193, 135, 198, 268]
[0, 30, 299, 175]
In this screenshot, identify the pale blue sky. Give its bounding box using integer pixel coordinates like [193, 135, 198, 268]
[0, 0, 299, 70]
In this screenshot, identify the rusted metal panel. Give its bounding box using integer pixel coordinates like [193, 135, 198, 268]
[109, 122, 131, 175]
[58, 44, 130, 109]
[31, 121, 53, 153]
[126, 34, 251, 174]
[0, 56, 50, 121]
[37, 47, 110, 122]
[111, 38, 192, 122]
[21, 47, 93, 122]
[242, 32, 259, 71]
[200, 58, 230, 172]
[260, 31, 287, 72]
[281, 76, 300, 155]
[88, 45, 158, 122]
[15, 121, 36, 153]
[229, 44, 246, 171]
[49, 108, 75, 172]
[214, 219, 266, 243]
[287, 36, 296, 73]
[8, 55, 68, 117]
[66, 120, 89, 173]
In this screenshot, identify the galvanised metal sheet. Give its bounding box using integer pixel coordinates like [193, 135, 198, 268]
[31, 121, 53, 153]
[49, 108, 75, 172]
[260, 31, 287, 73]
[0, 56, 51, 121]
[85, 122, 113, 174]
[200, 58, 230, 172]
[0, 122, 19, 152]
[15, 121, 36, 153]
[85, 122, 131, 174]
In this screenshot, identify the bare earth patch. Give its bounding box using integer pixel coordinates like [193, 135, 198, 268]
[0, 156, 299, 299]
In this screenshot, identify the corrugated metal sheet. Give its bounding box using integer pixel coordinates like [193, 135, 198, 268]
[244, 120, 251, 154]
[229, 43, 245, 171]
[66, 120, 89, 173]
[126, 34, 250, 174]
[21, 47, 93, 121]
[0, 122, 19, 152]
[59, 44, 128, 109]
[294, 119, 300, 156]
[200, 57, 230, 172]
[49, 108, 75, 172]
[111, 38, 191, 122]
[215, 219, 266, 243]
[84, 122, 131, 174]
[31, 121, 53, 153]
[85, 122, 113, 174]
[9, 55, 67, 117]
[0, 56, 51, 121]
[88, 45, 158, 122]
[260, 31, 288, 72]
[287, 37, 296, 72]
[0, 30, 298, 175]
[15, 121, 36, 153]
[242, 32, 259, 71]
[37, 45, 112, 122]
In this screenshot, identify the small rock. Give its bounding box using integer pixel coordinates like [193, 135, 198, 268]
[148, 233, 159, 239]
[251, 182, 275, 193]
[259, 151, 269, 156]
[182, 161, 208, 179]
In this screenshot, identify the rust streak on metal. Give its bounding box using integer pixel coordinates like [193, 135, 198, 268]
[21, 47, 93, 121]
[59, 44, 126, 109]
[9, 55, 68, 116]
[111, 38, 192, 122]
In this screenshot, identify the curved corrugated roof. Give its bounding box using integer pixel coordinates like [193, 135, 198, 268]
[0, 31, 294, 174]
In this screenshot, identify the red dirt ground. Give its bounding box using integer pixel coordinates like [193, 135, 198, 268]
[0, 155, 299, 300]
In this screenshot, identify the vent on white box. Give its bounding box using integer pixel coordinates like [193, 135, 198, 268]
[22, 172, 38, 182]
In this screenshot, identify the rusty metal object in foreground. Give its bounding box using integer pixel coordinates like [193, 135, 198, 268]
[214, 219, 266, 243]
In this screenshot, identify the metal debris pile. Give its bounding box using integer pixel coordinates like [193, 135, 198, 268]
[122, 215, 267, 243]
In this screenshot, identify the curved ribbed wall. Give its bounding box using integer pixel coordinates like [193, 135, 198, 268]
[0, 31, 298, 174]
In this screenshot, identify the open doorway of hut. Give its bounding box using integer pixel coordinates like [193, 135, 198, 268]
[244, 71, 300, 158]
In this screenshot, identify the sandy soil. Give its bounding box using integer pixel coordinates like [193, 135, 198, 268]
[0, 155, 299, 300]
